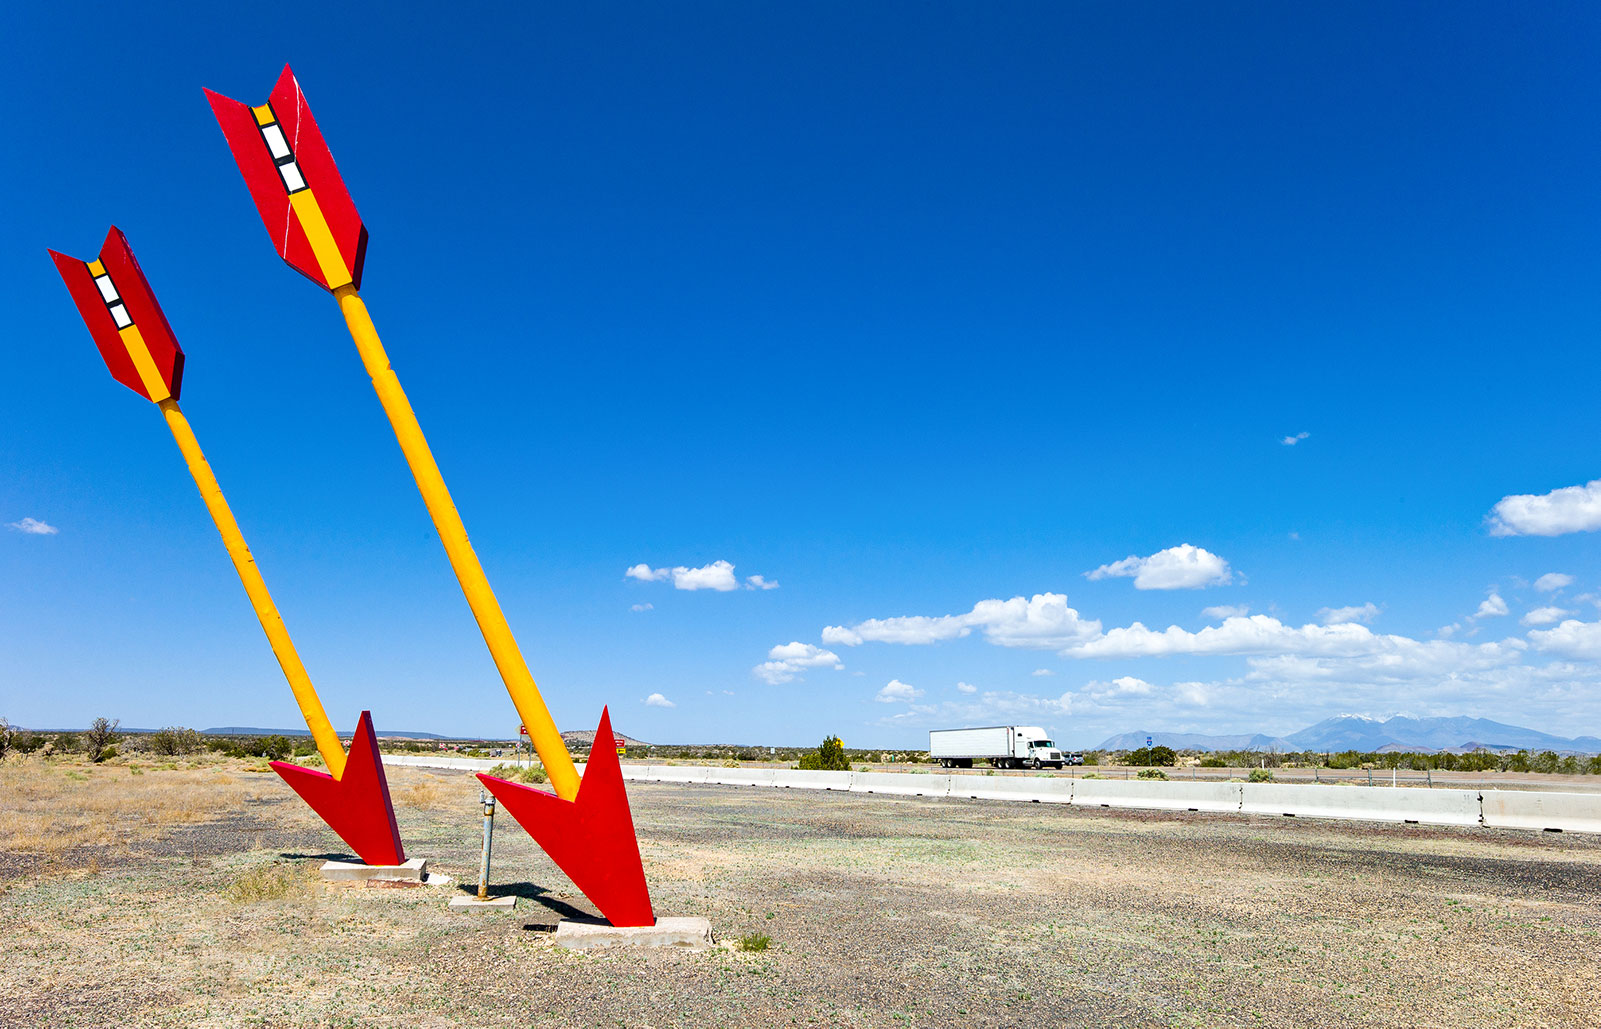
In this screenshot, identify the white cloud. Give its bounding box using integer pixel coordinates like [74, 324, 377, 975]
[745, 574, 779, 591]
[1528, 619, 1601, 660]
[1475, 593, 1509, 619]
[1031, 668, 1054, 677]
[1521, 606, 1571, 627]
[1535, 573, 1574, 593]
[875, 679, 924, 704]
[1062, 614, 1526, 678]
[824, 593, 1099, 650]
[955, 681, 978, 694]
[670, 560, 738, 591]
[1281, 431, 1310, 446]
[1488, 479, 1601, 537]
[630, 602, 653, 612]
[626, 560, 742, 591]
[1086, 544, 1233, 590]
[1093, 675, 1154, 697]
[879, 688, 1073, 727]
[643, 693, 675, 708]
[8, 518, 58, 536]
[753, 642, 843, 685]
[1318, 602, 1379, 625]
[1202, 604, 1250, 620]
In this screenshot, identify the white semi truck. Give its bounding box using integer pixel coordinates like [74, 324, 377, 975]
[929, 725, 1067, 769]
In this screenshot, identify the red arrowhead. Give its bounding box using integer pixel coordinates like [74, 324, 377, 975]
[271, 711, 405, 866]
[479, 708, 654, 927]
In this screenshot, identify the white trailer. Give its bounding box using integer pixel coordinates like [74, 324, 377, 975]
[929, 725, 1066, 769]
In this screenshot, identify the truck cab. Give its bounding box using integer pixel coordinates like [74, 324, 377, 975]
[1014, 726, 1066, 769]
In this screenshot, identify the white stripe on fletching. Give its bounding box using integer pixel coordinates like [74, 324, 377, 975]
[261, 123, 291, 159]
[277, 161, 306, 192]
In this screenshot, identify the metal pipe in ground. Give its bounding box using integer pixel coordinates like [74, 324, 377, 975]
[477, 789, 496, 901]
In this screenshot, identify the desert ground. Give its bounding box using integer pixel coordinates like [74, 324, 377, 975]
[2, 755, 1599, 1028]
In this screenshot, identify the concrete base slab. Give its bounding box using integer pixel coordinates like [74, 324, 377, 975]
[449, 895, 517, 910]
[553, 916, 714, 951]
[320, 857, 427, 882]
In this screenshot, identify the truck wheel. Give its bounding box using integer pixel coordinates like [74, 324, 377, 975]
[1031, 758, 1041, 770]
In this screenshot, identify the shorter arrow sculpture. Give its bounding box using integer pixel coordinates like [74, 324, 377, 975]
[49, 227, 404, 867]
[479, 709, 651, 927]
[208, 66, 654, 924]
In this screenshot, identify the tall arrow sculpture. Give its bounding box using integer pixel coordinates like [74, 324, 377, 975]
[205, 67, 654, 926]
[49, 227, 405, 867]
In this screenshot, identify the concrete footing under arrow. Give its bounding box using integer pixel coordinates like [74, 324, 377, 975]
[321, 857, 435, 882]
[552, 916, 714, 951]
[449, 895, 517, 910]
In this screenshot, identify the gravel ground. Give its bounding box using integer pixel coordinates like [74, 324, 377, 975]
[2, 763, 1599, 1028]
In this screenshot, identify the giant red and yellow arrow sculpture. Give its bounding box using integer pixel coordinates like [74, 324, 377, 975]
[206, 67, 654, 927]
[48, 228, 405, 867]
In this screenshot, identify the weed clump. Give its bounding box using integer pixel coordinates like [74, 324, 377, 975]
[735, 932, 771, 953]
[488, 762, 547, 785]
[1136, 768, 1168, 780]
[1248, 768, 1275, 783]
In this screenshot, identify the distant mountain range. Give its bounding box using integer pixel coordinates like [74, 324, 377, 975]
[1098, 715, 1601, 755]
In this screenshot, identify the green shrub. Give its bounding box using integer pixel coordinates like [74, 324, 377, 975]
[255, 735, 293, 761]
[1136, 768, 1168, 780]
[1247, 768, 1274, 783]
[735, 932, 771, 953]
[94, 746, 119, 763]
[1199, 756, 1226, 767]
[797, 735, 849, 771]
[488, 762, 548, 784]
[151, 726, 201, 756]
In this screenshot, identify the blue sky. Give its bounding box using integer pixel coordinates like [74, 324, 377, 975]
[6, 2, 1601, 747]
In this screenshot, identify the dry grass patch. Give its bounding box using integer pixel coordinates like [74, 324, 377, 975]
[0, 755, 293, 874]
[225, 858, 319, 903]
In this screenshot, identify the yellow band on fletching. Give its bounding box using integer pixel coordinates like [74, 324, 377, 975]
[289, 190, 353, 290]
[87, 260, 106, 276]
[119, 325, 172, 404]
[253, 104, 275, 126]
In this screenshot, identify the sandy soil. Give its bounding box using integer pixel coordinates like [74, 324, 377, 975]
[1, 757, 1598, 1028]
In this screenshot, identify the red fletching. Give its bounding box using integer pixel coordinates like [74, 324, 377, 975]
[205, 65, 368, 291]
[271, 711, 405, 866]
[479, 708, 655, 927]
[48, 227, 185, 402]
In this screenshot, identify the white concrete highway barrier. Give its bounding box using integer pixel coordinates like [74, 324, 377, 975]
[1481, 790, 1601, 833]
[849, 772, 953, 798]
[1072, 779, 1243, 813]
[639, 764, 710, 784]
[948, 774, 1073, 803]
[378, 757, 1601, 836]
[777, 770, 854, 790]
[704, 767, 779, 788]
[1239, 783, 1480, 827]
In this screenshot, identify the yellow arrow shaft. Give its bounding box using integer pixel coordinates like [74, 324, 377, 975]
[331, 286, 580, 801]
[157, 398, 347, 777]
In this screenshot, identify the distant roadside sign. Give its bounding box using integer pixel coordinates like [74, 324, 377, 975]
[519, 725, 528, 736]
[1146, 735, 1153, 749]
